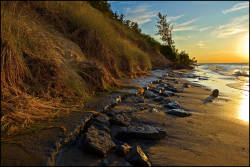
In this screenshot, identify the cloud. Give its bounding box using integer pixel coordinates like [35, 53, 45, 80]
[175, 18, 197, 27]
[173, 35, 191, 40]
[196, 41, 205, 48]
[174, 26, 197, 32]
[212, 14, 249, 38]
[125, 5, 156, 25]
[167, 15, 184, 22]
[222, 2, 249, 14]
[172, 18, 198, 32]
[199, 26, 213, 32]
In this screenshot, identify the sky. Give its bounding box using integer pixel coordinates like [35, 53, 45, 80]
[109, 1, 249, 63]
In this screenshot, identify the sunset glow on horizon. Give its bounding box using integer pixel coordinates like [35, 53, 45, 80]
[110, 1, 249, 63]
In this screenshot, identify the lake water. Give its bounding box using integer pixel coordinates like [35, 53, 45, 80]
[185, 63, 249, 123]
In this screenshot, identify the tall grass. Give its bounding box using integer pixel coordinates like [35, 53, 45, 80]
[1, 1, 168, 136]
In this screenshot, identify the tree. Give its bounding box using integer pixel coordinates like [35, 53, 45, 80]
[119, 14, 124, 22]
[156, 12, 174, 49]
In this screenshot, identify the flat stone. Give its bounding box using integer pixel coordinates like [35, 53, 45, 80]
[92, 113, 110, 132]
[109, 114, 131, 127]
[115, 125, 166, 140]
[84, 126, 115, 157]
[166, 109, 191, 117]
[161, 90, 175, 97]
[144, 90, 157, 98]
[153, 96, 164, 102]
[164, 100, 181, 109]
[126, 146, 151, 167]
[150, 108, 159, 113]
[183, 83, 191, 88]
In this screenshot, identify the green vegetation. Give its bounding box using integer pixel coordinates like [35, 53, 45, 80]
[156, 12, 197, 66]
[1, 1, 195, 135]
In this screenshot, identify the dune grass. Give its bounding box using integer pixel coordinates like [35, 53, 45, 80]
[1, 1, 169, 136]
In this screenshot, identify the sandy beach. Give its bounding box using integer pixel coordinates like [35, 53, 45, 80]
[1, 69, 249, 166]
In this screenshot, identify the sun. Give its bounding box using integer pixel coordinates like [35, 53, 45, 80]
[237, 34, 249, 60]
[243, 35, 249, 54]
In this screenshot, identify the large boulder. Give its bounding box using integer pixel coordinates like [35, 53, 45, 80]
[84, 125, 115, 157]
[126, 146, 151, 167]
[115, 124, 166, 140]
[166, 109, 191, 117]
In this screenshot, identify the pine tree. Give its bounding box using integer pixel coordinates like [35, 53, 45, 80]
[156, 12, 174, 49]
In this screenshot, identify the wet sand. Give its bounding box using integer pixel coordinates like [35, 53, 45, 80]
[138, 77, 249, 166]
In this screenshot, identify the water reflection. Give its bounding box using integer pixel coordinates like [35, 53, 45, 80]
[238, 89, 249, 122]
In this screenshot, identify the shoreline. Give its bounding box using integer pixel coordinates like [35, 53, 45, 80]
[1, 68, 249, 166]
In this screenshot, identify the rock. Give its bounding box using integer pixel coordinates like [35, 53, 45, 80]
[126, 146, 151, 167]
[120, 162, 133, 166]
[152, 80, 160, 84]
[198, 76, 208, 80]
[84, 126, 115, 157]
[161, 90, 175, 97]
[183, 83, 191, 88]
[101, 158, 109, 166]
[187, 74, 197, 78]
[164, 100, 181, 109]
[115, 125, 166, 140]
[136, 104, 148, 111]
[143, 90, 157, 98]
[116, 143, 132, 156]
[135, 96, 145, 103]
[174, 80, 179, 84]
[93, 113, 110, 132]
[109, 114, 131, 127]
[115, 96, 122, 103]
[150, 108, 159, 113]
[162, 83, 178, 92]
[95, 113, 110, 126]
[159, 98, 171, 105]
[153, 96, 164, 102]
[166, 109, 191, 117]
[211, 89, 219, 97]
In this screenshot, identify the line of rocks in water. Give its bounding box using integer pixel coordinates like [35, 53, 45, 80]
[49, 71, 197, 166]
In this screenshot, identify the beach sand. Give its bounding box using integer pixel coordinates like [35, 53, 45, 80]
[135, 76, 249, 166]
[1, 69, 249, 166]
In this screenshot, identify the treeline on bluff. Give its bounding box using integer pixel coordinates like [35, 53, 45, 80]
[1, 1, 195, 134]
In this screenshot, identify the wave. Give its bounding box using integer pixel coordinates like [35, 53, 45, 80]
[233, 70, 249, 77]
[208, 65, 249, 78]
